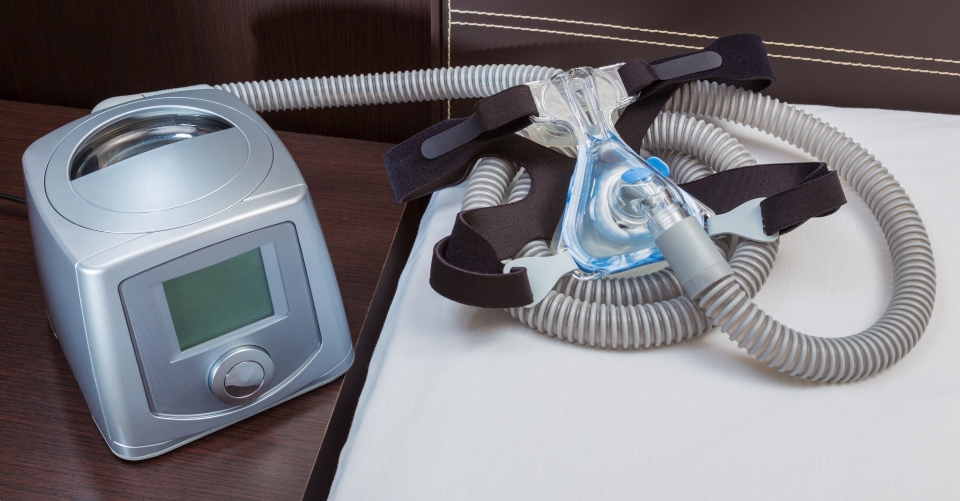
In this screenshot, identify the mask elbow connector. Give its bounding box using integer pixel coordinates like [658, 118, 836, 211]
[615, 166, 731, 297]
[654, 216, 733, 299]
[615, 167, 687, 239]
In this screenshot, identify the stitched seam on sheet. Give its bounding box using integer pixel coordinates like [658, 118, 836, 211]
[451, 21, 960, 78]
[451, 8, 960, 65]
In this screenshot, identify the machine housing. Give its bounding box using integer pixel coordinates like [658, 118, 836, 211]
[22, 87, 354, 460]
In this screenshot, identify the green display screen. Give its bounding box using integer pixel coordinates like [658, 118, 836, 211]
[162, 247, 274, 351]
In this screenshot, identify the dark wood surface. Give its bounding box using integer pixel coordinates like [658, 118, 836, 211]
[0, 99, 405, 500]
[0, 0, 438, 143]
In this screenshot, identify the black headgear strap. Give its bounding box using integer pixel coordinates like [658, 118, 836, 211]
[431, 135, 575, 308]
[614, 34, 776, 150]
[382, 34, 846, 308]
[385, 85, 540, 203]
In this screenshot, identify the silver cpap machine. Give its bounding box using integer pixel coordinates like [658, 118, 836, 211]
[22, 86, 354, 460]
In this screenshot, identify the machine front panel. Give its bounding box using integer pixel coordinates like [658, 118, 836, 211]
[120, 222, 322, 416]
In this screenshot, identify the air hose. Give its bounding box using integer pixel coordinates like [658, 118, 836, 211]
[217, 66, 935, 382]
[214, 66, 557, 111]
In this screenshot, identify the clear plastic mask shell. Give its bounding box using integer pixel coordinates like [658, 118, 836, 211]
[521, 65, 709, 276]
[523, 64, 632, 149]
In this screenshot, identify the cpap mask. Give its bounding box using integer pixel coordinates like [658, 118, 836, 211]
[524, 65, 713, 278]
[506, 61, 770, 304]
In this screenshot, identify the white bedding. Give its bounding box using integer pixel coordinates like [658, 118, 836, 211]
[329, 105, 960, 500]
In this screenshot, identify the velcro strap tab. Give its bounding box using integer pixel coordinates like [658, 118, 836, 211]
[421, 114, 482, 159]
[653, 50, 723, 80]
[614, 34, 776, 152]
[420, 85, 539, 159]
[385, 85, 541, 202]
[620, 51, 724, 95]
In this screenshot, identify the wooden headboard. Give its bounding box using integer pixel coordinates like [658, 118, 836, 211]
[0, 0, 441, 143]
[4, 1, 956, 142]
[443, 0, 960, 118]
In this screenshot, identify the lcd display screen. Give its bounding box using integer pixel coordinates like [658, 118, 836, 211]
[162, 247, 274, 351]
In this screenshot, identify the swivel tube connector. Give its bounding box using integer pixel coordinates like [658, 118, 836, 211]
[655, 217, 732, 299]
[616, 167, 732, 298]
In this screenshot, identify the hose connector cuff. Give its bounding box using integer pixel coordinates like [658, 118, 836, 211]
[655, 216, 733, 298]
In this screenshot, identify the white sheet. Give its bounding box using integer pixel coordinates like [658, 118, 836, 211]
[329, 106, 960, 501]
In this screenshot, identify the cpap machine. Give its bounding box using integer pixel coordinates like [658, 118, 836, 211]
[22, 34, 935, 459]
[23, 86, 354, 459]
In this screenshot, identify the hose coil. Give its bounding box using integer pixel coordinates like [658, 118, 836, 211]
[463, 84, 934, 382]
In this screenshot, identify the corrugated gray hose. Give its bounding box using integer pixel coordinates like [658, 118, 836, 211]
[215, 65, 557, 110]
[218, 67, 935, 382]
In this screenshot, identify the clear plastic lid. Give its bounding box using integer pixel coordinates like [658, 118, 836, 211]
[71, 112, 233, 180]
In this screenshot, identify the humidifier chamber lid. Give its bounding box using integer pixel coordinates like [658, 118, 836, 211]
[44, 97, 274, 233]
